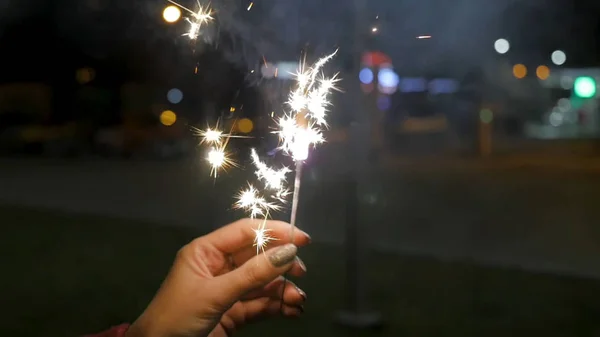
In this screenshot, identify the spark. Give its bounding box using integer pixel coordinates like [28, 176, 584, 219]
[192, 120, 250, 146]
[167, 0, 213, 40]
[194, 126, 224, 145]
[277, 50, 339, 161]
[250, 148, 291, 199]
[235, 184, 280, 218]
[247, 2, 254, 11]
[207, 144, 236, 178]
[252, 219, 277, 255]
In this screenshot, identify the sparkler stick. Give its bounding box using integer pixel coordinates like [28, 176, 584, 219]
[288, 160, 302, 241]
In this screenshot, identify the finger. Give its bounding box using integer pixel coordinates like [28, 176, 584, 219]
[287, 257, 308, 278]
[211, 244, 298, 307]
[201, 218, 310, 254]
[242, 277, 307, 306]
[242, 298, 304, 322]
[233, 244, 308, 276]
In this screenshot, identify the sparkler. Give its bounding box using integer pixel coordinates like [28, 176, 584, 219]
[277, 50, 339, 238]
[166, 0, 213, 40]
[274, 50, 339, 313]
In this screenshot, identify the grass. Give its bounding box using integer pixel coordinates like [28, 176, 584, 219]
[2, 204, 600, 336]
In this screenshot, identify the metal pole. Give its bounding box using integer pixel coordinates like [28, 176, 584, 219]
[334, 0, 382, 328]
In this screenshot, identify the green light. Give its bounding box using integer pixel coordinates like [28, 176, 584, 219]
[574, 77, 596, 98]
[480, 109, 493, 124]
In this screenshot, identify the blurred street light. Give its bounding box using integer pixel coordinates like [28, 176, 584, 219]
[574, 77, 596, 98]
[163, 5, 181, 23]
[551, 50, 566, 66]
[494, 38, 510, 54]
[513, 64, 527, 79]
[167, 88, 183, 104]
[160, 110, 177, 126]
[536, 65, 550, 80]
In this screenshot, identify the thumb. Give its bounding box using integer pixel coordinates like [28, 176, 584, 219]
[213, 244, 298, 306]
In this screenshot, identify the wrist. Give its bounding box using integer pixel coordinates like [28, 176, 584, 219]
[125, 313, 162, 337]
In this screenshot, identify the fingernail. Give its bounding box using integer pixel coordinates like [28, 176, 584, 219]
[301, 230, 312, 243]
[295, 256, 307, 272]
[298, 305, 305, 313]
[268, 244, 297, 267]
[296, 287, 307, 301]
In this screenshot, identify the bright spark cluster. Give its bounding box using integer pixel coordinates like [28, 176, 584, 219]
[235, 184, 280, 219]
[250, 149, 290, 199]
[252, 219, 277, 255]
[167, 0, 213, 40]
[277, 50, 340, 161]
[192, 122, 237, 179]
[235, 52, 339, 254]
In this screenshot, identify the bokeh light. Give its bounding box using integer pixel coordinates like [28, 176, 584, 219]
[494, 39, 510, 54]
[160, 110, 177, 126]
[513, 64, 527, 79]
[163, 5, 181, 23]
[76, 68, 95, 84]
[167, 88, 183, 104]
[378, 68, 399, 88]
[536, 65, 550, 80]
[549, 111, 563, 127]
[574, 77, 597, 98]
[480, 109, 493, 124]
[551, 50, 566, 66]
[236, 118, 254, 133]
[359, 68, 374, 84]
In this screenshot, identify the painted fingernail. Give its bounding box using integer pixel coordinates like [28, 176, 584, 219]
[268, 244, 297, 267]
[296, 287, 307, 301]
[295, 256, 307, 272]
[298, 305, 305, 313]
[301, 230, 312, 242]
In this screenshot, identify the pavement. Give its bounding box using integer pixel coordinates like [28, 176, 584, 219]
[3, 153, 600, 279]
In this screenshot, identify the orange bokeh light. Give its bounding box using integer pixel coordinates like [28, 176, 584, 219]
[536, 65, 550, 80]
[513, 64, 527, 79]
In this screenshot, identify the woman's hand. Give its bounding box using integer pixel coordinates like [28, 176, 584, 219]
[125, 219, 311, 337]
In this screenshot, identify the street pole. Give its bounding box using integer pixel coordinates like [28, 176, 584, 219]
[334, 0, 382, 328]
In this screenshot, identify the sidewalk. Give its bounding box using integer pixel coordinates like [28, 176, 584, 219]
[381, 153, 600, 171]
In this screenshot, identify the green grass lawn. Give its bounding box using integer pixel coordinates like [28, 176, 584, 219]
[2, 204, 600, 337]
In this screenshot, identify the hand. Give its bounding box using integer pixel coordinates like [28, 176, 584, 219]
[125, 219, 311, 337]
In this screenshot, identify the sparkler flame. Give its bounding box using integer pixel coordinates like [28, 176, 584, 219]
[277, 50, 340, 161]
[250, 148, 290, 199]
[167, 0, 213, 40]
[252, 219, 277, 255]
[235, 184, 280, 218]
[233, 51, 340, 261]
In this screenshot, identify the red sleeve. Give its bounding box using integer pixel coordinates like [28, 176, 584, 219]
[84, 324, 130, 337]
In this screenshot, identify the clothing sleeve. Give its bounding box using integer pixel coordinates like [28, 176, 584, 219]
[83, 324, 130, 337]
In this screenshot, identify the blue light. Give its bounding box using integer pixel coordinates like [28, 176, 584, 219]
[376, 96, 391, 111]
[378, 68, 399, 88]
[359, 68, 374, 84]
[167, 88, 183, 104]
[400, 78, 427, 93]
[429, 79, 459, 94]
